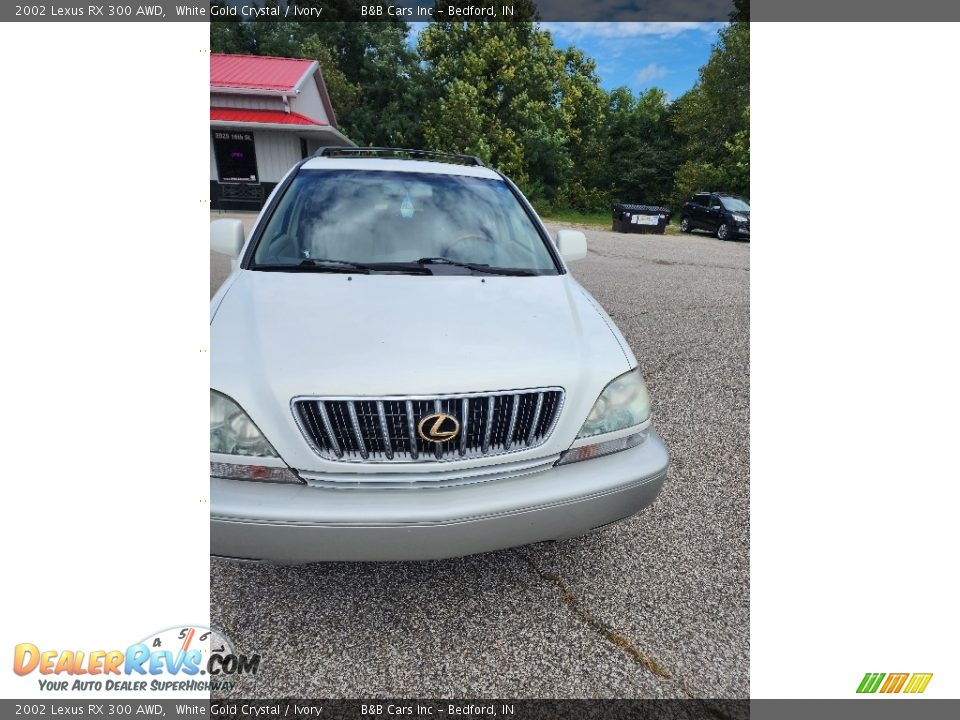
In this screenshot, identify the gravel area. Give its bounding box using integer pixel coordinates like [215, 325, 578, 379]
[210, 218, 749, 698]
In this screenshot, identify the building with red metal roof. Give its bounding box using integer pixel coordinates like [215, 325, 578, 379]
[210, 53, 353, 210]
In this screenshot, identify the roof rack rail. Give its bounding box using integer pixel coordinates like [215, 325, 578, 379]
[313, 147, 485, 167]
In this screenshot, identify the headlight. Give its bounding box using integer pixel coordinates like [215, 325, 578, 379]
[576, 368, 651, 438]
[210, 390, 277, 457]
[556, 369, 652, 466]
[732, 214, 748, 223]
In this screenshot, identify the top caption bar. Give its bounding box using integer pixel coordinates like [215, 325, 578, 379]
[6, 0, 737, 22]
[6, 0, 960, 22]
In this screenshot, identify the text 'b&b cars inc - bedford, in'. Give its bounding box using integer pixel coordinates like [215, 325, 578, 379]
[210, 148, 669, 563]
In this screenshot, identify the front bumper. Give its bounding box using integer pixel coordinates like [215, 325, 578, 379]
[211, 430, 668, 563]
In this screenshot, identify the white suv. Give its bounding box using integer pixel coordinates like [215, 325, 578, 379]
[210, 148, 668, 563]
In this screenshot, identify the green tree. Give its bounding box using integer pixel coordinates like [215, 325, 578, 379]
[418, 22, 608, 204]
[592, 87, 681, 207]
[724, 105, 750, 195]
[670, 19, 750, 206]
[556, 46, 609, 202]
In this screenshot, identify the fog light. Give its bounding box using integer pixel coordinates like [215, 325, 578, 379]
[555, 431, 646, 466]
[210, 462, 303, 484]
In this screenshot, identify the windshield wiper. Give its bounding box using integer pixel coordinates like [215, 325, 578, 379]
[415, 258, 537, 276]
[255, 258, 525, 276]
[256, 259, 432, 275]
[297, 259, 371, 273]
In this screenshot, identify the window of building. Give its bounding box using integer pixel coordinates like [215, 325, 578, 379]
[212, 130, 259, 183]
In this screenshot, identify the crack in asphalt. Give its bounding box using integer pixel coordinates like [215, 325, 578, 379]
[518, 552, 733, 720]
[520, 554, 745, 719]
[520, 552, 748, 719]
[521, 554, 680, 685]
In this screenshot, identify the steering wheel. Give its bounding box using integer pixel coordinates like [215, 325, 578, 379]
[442, 232, 493, 258]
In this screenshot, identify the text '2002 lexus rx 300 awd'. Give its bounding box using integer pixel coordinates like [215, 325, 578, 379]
[210, 148, 669, 563]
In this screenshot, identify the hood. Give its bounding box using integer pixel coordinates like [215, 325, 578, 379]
[211, 270, 633, 469]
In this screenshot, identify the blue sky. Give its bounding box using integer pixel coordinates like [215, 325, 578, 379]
[409, 22, 725, 101]
[543, 22, 725, 100]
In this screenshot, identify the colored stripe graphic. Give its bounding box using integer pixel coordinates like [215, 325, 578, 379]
[857, 672, 933, 694]
[856, 673, 885, 693]
[903, 673, 933, 694]
[880, 673, 909, 693]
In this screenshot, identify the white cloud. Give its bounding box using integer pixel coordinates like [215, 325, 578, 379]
[635, 62, 670, 83]
[542, 22, 725, 42]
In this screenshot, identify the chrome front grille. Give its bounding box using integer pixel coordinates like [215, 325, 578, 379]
[293, 389, 564, 463]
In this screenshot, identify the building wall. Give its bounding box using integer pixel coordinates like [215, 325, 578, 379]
[289, 78, 330, 125]
[253, 130, 302, 183]
[210, 92, 286, 112]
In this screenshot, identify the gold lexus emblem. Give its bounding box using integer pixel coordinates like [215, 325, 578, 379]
[417, 413, 460, 443]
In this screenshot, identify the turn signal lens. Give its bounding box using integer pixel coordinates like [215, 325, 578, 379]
[556, 431, 647, 466]
[210, 462, 302, 485]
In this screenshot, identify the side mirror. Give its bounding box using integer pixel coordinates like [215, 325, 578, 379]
[556, 229, 587, 262]
[210, 219, 245, 258]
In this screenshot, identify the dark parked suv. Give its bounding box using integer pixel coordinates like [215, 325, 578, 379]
[679, 192, 750, 240]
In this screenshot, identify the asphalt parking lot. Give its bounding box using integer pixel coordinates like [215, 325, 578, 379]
[210, 215, 749, 699]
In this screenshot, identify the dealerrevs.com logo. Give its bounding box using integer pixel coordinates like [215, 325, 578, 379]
[856, 672, 933, 694]
[12, 625, 259, 693]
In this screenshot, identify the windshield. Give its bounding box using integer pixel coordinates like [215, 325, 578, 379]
[251, 170, 559, 275]
[720, 197, 750, 212]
